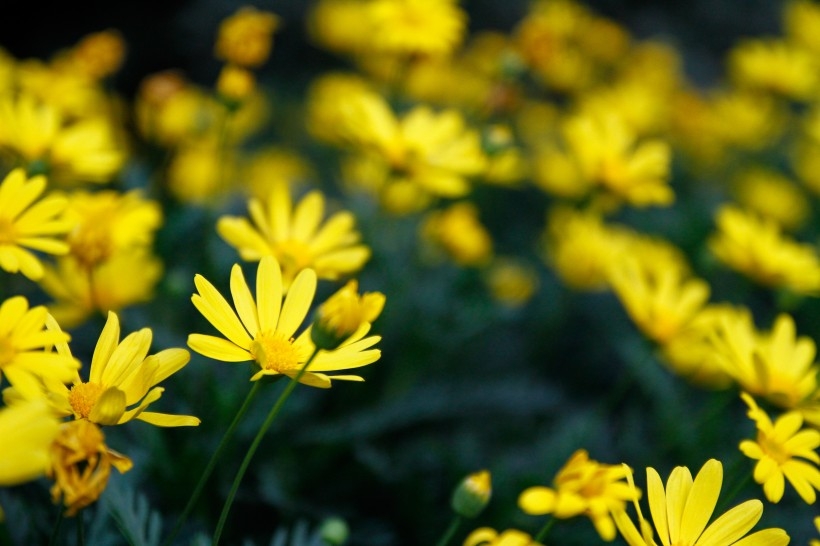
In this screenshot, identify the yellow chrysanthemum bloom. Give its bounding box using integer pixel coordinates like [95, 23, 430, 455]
[0, 296, 78, 391]
[188, 256, 381, 388]
[70, 29, 126, 80]
[740, 392, 820, 504]
[0, 168, 72, 280]
[9, 312, 199, 428]
[40, 249, 163, 329]
[63, 189, 162, 270]
[217, 182, 371, 289]
[421, 202, 493, 267]
[0, 400, 60, 486]
[485, 259, 538, 308]
[0, 93, 124, 184]
[732, 168, 808, 232]
[712, 311, 819, 414]
[518, 449, 638, 541]
[729, 38, 818, 100]
[562, 112, 673, 208]
[365, 0, 467, 57]
[613, 459, 789, 546]
[314, 280, 385, 342]
[463, 528, 542, 546]
[214, 7, 280, 68]
[609, 257, 710, 345]
[49, 419, 132, 516]
[709, 204, 820, 295]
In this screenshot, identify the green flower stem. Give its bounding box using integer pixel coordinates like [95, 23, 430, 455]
[533, 517, 555, 543]
[434, 515, 463, 546]
[162, 380, 264, 546]
[48, 503, 64, 546]
[716, 466, 754, 514]
[212, 349, 320, 546]
[76, 511, 85, 546]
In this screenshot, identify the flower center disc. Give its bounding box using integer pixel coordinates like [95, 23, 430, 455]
[68, 381, 104, 419]
[251, 331, 301, 373]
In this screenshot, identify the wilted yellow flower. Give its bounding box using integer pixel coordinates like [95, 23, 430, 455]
[49, 419, 132, 516]
[215, 7, 280, 68]
[709, 204, 820, 295]
[733, 168, 808, 231]
[740, 392, 820, 504]
[562, 112, 672, 208]
[0, 400, 60, 486]
[518, 449, 637, 541]
[485, 259, 538, 308]
[314, 280, 385, 345]
[463, 528, 541, 546]
[421, 202, 493, 267]
[613, 459, 789, 546]
[70, 29, 126, 80]
[217, 182, 371, 289]
[40, 249, 163, 329]
[188, 256, 381, 388]
[0, 168, 72, 280]
[0, 296, 78, 392]
[366, 0, 467, 57]
[63, 190, 162, 270]
[729, 38, 818, 100]
[609, 257, 710, 345]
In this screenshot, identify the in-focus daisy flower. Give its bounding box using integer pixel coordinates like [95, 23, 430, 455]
[709, 204, 820, 295]
[421, 202, 493, 267]
[729, 38, 818, 100]
[188, 256, 381, 388]
[613, 459, 789, 546]
[0, 168, 72, 280]
[518, 449, 637, 541]
[740, 392, 820, 504]
[214, 7, 280, 68]
[217, 182, 371, 289]
[9, 312, 199, 428]
[463, 528, 542, 546]
[48, 419, 132, 516]
[312, 279, 385, 348]
[0, 296, 78, 391]
[0, 400, 60, 486]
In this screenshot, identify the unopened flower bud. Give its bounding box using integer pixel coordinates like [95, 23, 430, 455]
[451, 470, 492, 519]
[319, 517, 349, 545]
[312, 280, 385, 350]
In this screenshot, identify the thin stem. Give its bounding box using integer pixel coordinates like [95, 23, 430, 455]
[434, 515, 463, 546]
[76, 511, 85, 546]
[533, 517, 555, 542]
[212, 349, 320, 546]
[162, 380, 264, 546]
[48, 504, 64, 546]
[716, 467, 754, 514]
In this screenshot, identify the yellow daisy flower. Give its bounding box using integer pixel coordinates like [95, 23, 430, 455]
[0, 168, 72, 280]
[214, 7, 280, 68]
[0, 296, 78, 392]
[216, 182, 371, 289]
[9, 312, 199, 428]
[366, 0, 467, 57]
[518, 449, 638, 541]
[421, 201, 493, 267]
[613, 459, 789, 546]
[188, 256, 381, 388]
[314, 279, 385, 342]
[740, 392, 820, 504]
[463, 528, 542, 546]
[0, 400, 60, 486]
[729, 38, 819, 100]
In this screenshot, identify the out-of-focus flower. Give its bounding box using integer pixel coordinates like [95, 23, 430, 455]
[70, 30, 126, 80]
[241, 147, 314, 201]
[451, 470, 492, 519]
[519, 449, 637, 541]
[215, 7, 280, 68]
[729, 38, 818, 100]
[217, 182, 370, 289]
[313, 280, 385, 349]
[613, 459, 789, 546]
[732, 168, 808, 232]
[48, 419, 132, 516]
[421, 202, 493, 267]
[188, 256, 381, 388]
[463, 528, 541, 546]
[708, 90, 786, 151]
[0, 400, 60, 486]
[485, 259, 538, 308]
[166, 139, 237, 204]
[0, 296, 78, 391]
[366, 0, 467, 57]
[709, 204, 820, 295]
[216, 64, 256, 103]
[740, 392, 820, 504]
[0, 168, 72, 280]
[10, 312, 199, 428]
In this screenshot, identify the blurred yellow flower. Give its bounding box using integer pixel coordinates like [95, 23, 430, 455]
[70, 29, 126, 80]
[708, 90, 785, 151]
[215, 7, 280, 68]
[729, 38, 818, 100]
[709, 204, 820, 295]
[366, 0, 467, 57]
[241, 146, 314, 201]
[518, 449, 637, 541]
[0, 296, 78, 392]
[463, 528, 541, 546]
[216, 64, 256, 102]
[0, 168, 72, 280]
[485, 258, 538, 308]
[166, 139, 236, 203]
[188, 256, 381, 388]
[740, 392, 820, 504]
[314, 280, 385, 343]
[48, 419, 132, 516]
[217, 182, 371, 289]
[0, 400, 60, 486]
[613, 459, 789, 546]
[421, 202, 493, 267]
[732, 168, 808, 232]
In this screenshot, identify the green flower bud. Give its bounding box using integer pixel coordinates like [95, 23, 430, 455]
[319, 517, 349, 545]
[451, 470, 492, 519]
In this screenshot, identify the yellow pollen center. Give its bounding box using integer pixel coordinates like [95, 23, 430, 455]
[68, 381, 104, 419]
[250, 331, 301, 373]
[760, 433, 790, 465]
